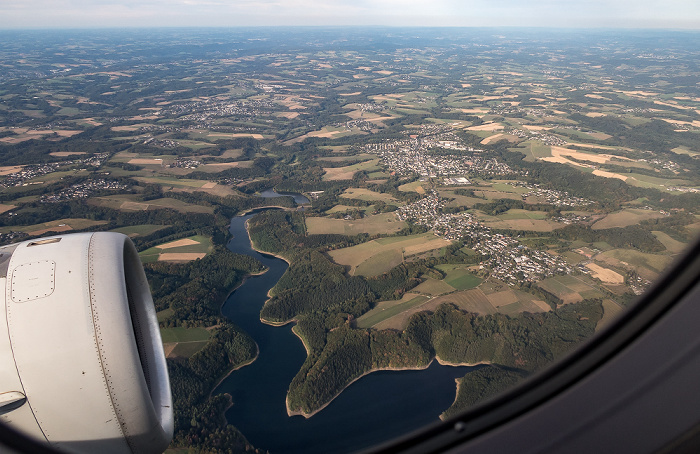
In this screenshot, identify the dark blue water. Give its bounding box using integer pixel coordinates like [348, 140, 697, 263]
[216, 212, 480, 454]
[259, 188, 310, 205]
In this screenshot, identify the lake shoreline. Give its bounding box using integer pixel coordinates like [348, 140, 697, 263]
[286, 355, 491, 419]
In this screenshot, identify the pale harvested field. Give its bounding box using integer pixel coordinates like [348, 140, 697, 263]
[26, 129, 82, 137]
[120, 201, 150, 210]
[467, 122, 504, 131]
[620, 90, 658, 97]
[585, 112, 607, 117]
[592, 169, 628, 181]
[532, 299, 553, 312]
[309, 130, 343, 138]
[0, 166, 24, 176]
[546, 146, 615, 164]
[275, 112, 300, 119]
[208, 133, 264, 139]
[0, 204, 16, 214]
[27, 225, 72, 236]
[50, 151, 86, 157]
[403, 238, 452, 256]
[199, 162, 242, 169]
[654, 100, 693, 110]
[162, 344, 177, 357]
[323, 167, 356, 180]
[486, 290, 519, 307]
[111, 125, 143, 132]
[201, 182, 217, 189]
[586, 263, 625, 284]
[585, 94, 611, 100]
[522, 125, 550, 131]
[661, 118, 700, 128]
[158, 253, 206, 261]
[129, 158, 163, 165]
[339, 92, 362, 96]
[481, 133, 504, 144]
[568, 142, 622, 150]
[158, 238, 199, 249]
[482, 219, 562, 232]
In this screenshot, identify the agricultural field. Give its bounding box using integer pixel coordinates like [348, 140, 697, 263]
[411, 278, 455, 296]
[475, 211, 563, 232]
[90, 195, 214, 214]
[537, 274, 605, 305]
[340, 188, 397, 203]
[439, 190, 484, 208]
[0, 218, 107, 235]
[160, 327, 211, 358]
[652, 231, 687, 254]
[592, 208, 668, 230]
[596, 299, 625, 332]
[398, 181, 426, 193]
[435, 264, 482, 290]
[327, 232, 452, 276]
[139, 235, 213, 263]
[597, 248, 674, 279]
[111, 224, 171, 237]
[355, 293, 431, 329]
[322, 159, 381, 180]
[305, 212, 406, 235]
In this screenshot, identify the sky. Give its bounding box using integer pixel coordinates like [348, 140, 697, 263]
[1, 0, 700, 30]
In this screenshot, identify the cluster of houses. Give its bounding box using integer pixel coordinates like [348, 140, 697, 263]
[38, 179, 129, 203]
[0, 153, 110, 188]
[397, 192, 573, 285]
[365, 137, 513, 178]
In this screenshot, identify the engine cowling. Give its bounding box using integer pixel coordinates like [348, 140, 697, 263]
[0, 232, 173, 454]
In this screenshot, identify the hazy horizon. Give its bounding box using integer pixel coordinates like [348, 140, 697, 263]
[1, 0, 699, 30]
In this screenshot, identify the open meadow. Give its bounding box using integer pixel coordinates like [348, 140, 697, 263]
[327, 232, 452, 276]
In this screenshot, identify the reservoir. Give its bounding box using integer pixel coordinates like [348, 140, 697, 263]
[259, 188, 310, 205]
[216, 211, 480, 454]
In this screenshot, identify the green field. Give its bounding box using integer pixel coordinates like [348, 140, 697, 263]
[596, 299, 625, 332]
[435, 264, 483, 290]
[322, 159, 381, 181]
[398, 180, 426, 193]
[0, 218, 107, 234]
[160, 327, 211, 343]
[411, 278, 456, 296]
[328, 233, 452, 276]
[356, 294, 430, 328]
[537, 274, 604, 305]
[91, 195, 214, 214]
[306, 212, 406, 236]
[601, 248, 674, 273]
[652, 231, 687, 254]
[341, 188, 397, 202]
[497, 209, 548, 220]
[592, 208, 666, 230]
[112, 224, 171, 237]
[168, 341, 210, 358]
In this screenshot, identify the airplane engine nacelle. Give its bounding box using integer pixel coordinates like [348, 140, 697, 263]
[0, 232, 173, 453]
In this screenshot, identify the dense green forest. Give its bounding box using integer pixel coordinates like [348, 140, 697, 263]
[287, 300, 602, 415]
[168, 323, 260, 452]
